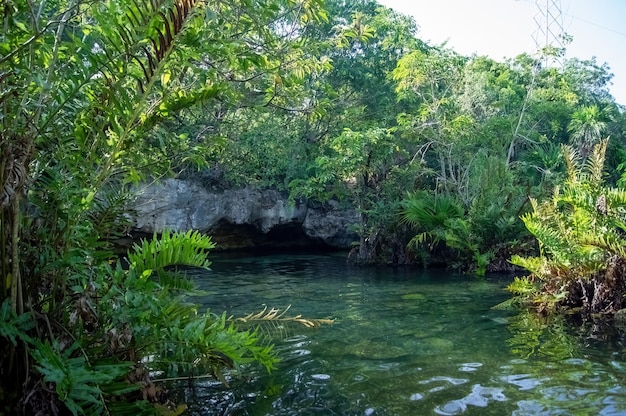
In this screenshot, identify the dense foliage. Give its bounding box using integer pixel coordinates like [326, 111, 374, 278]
[1, 0, 328, 413]
[2, 0, 626, 413]
[506, 141, 626, 315]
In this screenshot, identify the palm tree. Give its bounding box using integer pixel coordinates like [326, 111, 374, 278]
[567, 105, 607, 157]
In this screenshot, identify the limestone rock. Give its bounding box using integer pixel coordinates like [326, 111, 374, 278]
[303, 200, 360, 248]
[132, 179, 359, 250]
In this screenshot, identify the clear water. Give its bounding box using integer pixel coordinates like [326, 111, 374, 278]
[174, 252, 626, 415]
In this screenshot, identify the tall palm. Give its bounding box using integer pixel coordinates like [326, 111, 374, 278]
[567, 105, 607, 157]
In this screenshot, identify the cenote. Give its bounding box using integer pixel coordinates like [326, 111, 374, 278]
[173, 252, 626, 415]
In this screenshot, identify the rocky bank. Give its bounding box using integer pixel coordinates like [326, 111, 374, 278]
[132, 178, 360, 250]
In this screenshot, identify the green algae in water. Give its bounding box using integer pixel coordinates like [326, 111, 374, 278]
[401, 293, 426, 300]
[422, 337, 455, 351]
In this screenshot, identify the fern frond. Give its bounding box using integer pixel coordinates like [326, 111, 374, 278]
[506, 276, 537, 296]
[128, 230, 215, 281]
[580, 233, 626, 258]
[155, 269, 197, 292]
[31, 341, 133, 416]
[509, 255, 544, 276]
[491, 297, 523, 311]
[605, 187, 626, 208]
[87, 184, 135, 241]
[520, 212, 569, 263]
[0, 299, 35, 345]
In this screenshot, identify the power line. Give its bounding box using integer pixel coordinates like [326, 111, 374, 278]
[519, 0, 625, 38]
[564, 13, 626, 38]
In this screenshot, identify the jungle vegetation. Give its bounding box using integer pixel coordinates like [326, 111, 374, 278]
[2, 0, 626, 413]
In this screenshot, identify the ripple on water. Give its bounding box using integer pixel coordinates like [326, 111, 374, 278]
[601, 392, 626, 415]
[310, 373, 331, 381]
[420, 376, 469, 386]
[512, 400, 554, 415]
[377, 362, 400, 371]
[284, 334, 308, 343]
[435, 399, 467, 415]
[562, 357, 589, 366]
[610, 361, 626, 372]
[434, 384, 506, 415]
[541, 385, 597, 402]
[501, 373, 543, 391]
[458, 362, 483, 372]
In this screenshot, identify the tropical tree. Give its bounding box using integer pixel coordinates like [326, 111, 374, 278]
[290, 126, 411, 263]
[283, 1, 427, 264]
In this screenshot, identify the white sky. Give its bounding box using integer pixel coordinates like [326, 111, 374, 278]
[376, 0, 626, 105]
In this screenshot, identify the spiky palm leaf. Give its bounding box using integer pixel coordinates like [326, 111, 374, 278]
[584, 139, 608, 186]
[401, 191, 464, 252]
[567, 105, 607, 150]
[400, 191, 464, 230]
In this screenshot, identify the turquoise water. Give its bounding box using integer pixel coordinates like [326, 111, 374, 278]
[175, 253, 626, 415]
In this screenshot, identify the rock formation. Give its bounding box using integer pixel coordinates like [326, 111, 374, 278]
[132, 178, 359, 250]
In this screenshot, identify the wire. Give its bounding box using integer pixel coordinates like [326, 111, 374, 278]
[564, 13, 626, 38]
[519, 0, 626, 38]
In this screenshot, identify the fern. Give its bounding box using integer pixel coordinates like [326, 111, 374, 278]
[103, 230, 282, 383]
[0, 299, 35, 345]
[583, 139, 608, 186]
[87, 183, 136, 241]
[31, 340, 134, 416]
[148, 311, 278, 378]
[508, 140, 626, 312]
[507, 276, 538, 296]
[128, 230, 215, 282]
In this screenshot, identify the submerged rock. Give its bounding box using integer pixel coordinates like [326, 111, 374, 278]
[132, 178, 360, 250]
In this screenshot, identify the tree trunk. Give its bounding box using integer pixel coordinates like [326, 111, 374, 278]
[587, 255, 626, 314]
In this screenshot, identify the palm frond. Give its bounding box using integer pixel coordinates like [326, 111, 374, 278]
[407, 231, 436, 251]
[232, 305, 335, 329]
[230, 305, 334, 340]
[96, 0, 199, 88]
[561, 144, 582, 184]
[400, 191, 463, 230]
[584, 138, 608, 186]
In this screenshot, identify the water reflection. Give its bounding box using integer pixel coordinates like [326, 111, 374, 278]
[172, 253, 626, 415]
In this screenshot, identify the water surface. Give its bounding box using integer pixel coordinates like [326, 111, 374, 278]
[175, 253, 626, 415]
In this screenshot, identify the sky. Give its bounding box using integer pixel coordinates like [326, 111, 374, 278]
[376, 0, 626, 105]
